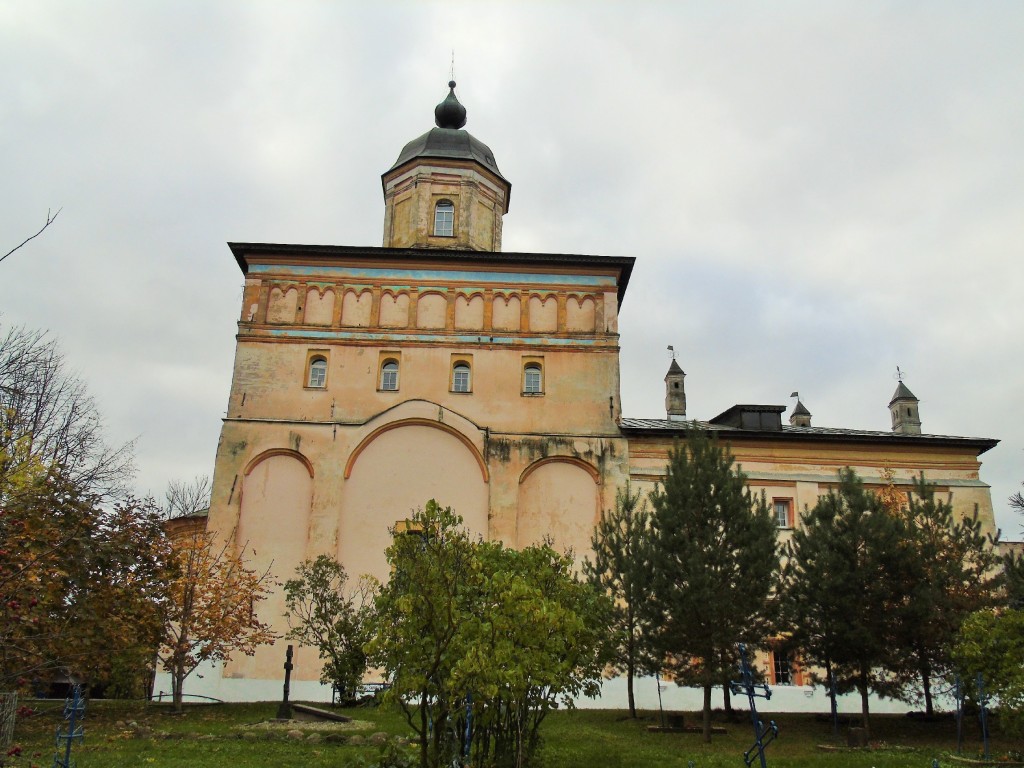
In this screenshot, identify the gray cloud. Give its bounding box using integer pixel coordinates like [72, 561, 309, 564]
[2, 1, 1021, 535]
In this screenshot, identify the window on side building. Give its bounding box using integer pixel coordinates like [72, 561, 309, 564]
[773, 498, 792, 528]
[771, 649, 794, 685]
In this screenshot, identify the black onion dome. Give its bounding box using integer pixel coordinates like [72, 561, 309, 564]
[386, 81, 508, 186]
[434, 80, 467, 129]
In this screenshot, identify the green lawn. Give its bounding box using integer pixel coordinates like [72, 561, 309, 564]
[5, 699, 1020, 767]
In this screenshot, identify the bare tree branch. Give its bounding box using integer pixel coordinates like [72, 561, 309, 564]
[0, 320, 135, 501]
[1, 207, 62, 265]
[164, 475, 212, 519]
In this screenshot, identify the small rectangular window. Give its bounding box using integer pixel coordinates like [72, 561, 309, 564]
[773, 499, 792, 528]
[772, 650, 793, 685]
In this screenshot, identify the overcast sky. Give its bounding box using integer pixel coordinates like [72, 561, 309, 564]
[2, 1, 1021, 536]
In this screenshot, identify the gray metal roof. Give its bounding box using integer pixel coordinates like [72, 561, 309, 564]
[890, 381, 918, 405]
[619, 417, 997, 454]
[387, 127, 508, 185]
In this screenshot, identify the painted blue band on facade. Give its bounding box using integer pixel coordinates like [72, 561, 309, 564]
[258, 329, 605, 346]
[249, 263, 617, 289]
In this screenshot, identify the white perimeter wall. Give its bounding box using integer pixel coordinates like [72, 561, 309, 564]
[157, 665, 927, 715]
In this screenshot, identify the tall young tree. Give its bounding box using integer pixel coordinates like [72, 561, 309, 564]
[583, 481, 653, 718]
[642, 425, 778, 743]
[283, 555, 374, 702]
[367, 501, 481, 768]
[893, 474, 1000, 716]
[780, 468, 910, 738]
[158, 530, 275, 712]
[954, 608, 1024, 737]
[367, 500, 609, 768]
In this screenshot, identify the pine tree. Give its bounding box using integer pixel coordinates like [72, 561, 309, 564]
[892, 474, 1000, 716]
[584, 481, 654, 718]
[780, 468, 909, 738]
[643, 425, 778, 743]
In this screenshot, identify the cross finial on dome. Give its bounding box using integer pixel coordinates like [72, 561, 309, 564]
[434, 80, 467, 129]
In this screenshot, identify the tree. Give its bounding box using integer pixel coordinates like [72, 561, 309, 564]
[1010, 482, 1024, 526]
[954, 608, 1024, 737]
[583, 481, 654, 718]
[157, 530, 275, 712]
[462, 540, 610, 768]
[1003, 550, 1024, 610]
[1, 321, 134, 502]
[642, 426, 778, 742]
[283, 555, 374, 701]
[367, 501, 478, 768]
[891, 474, 1000, 716]
[164, 475, 211, 519]
[1, 207, 60, 265]
[780, 468, 910, 738]
[0, 454, 171, 694]
[367, 500, 609, 768]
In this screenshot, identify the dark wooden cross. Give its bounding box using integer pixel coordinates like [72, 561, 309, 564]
[276, 644, 294, 720]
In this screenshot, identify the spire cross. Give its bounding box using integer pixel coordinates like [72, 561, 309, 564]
[450, 50, 455, 82]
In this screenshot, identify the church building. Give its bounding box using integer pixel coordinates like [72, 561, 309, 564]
[184, 82, 998, 708]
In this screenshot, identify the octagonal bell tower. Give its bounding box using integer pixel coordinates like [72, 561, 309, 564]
[382, 81, 511, 252]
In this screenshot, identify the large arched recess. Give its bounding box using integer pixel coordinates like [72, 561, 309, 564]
[340, 421, 488, 583]
[516, 458, 599, 556]
[226, 450, 314, 680]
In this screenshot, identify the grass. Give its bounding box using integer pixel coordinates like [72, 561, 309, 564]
[5, 699, 1021, 767]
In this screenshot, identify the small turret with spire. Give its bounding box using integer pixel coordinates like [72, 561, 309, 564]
[789, 392, 812, 427]
[665, 346, 686, 421]
[889, 368, 922, 434]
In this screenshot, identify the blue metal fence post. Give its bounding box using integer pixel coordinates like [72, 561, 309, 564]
[976, 673, 990, 761]
[729, 643, 778, 768]
[52, 683, 85, 768]
[954, 675, 964, 755]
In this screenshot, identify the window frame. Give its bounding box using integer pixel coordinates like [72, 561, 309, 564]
[451, 362, 471, 393]
[770, 649, 794, 686]
[307, 357, 328, 388]
[773, 498, 793, 529]
[433, 199, 455, 237]
[379, 359, 400, 392]
[522, 363, 543, 395]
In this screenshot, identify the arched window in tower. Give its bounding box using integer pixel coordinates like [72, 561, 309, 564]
[380, 360, 400, 391]
[307, 356, 327, 388]
[523, 363, 543, 394]
[434, 200, 454, 237]
[451, 362, 471, 393]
